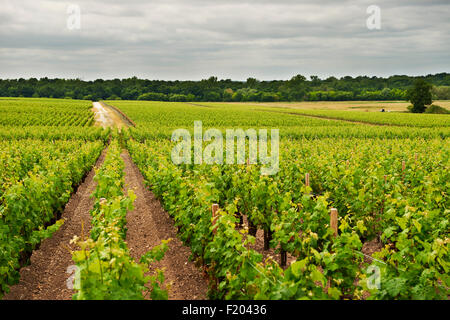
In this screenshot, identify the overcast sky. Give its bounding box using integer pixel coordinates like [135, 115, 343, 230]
[1, 0, 449, 81]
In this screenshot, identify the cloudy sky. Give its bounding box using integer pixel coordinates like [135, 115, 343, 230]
[1, 0, 449, 81]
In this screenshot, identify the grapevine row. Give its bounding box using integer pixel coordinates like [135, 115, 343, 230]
[71, 140, 169, 300]
[0, 140, 104, 296]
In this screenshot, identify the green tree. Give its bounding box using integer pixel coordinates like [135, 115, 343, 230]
[432, 86, 450, 100]
[261, 92, 280, 102]
[0, 73, 449, 102]
[232, 91, 243, 102]
[203, 91, 221, 101]
[407, 79, 432, 113]
[223, 88, 233, 101]
[310, 75, 320, 86]
[169, 94, 188, 102]
[246, 77, 259, 88]
[138, 92, 167, 101]
[287, 74, 307, 101]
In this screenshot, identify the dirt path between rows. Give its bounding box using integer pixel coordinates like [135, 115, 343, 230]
[121, 151, 208, 300]
[254, 108, 395, 127]
[92, 102, 114, 128]
[100, 102, 136, 127]
[184, 102, 214, 108]
[92, 102, 129, 130]
[3, 149, 107, 300]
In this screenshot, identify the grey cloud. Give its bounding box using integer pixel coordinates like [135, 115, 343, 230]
[0, 0, 448, 80]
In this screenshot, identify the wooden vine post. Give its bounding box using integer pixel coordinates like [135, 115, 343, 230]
[211, 203, 219, 235]
[305, 172, 310, 187]
[330, 208, 338, 238]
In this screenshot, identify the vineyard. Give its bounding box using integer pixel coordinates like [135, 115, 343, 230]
[114, 100, 449, 300]
[0, 98, 95, 127]
[0, 98, 448, 300]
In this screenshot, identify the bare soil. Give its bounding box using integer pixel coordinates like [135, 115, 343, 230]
[2, 148, 107, 300]
[3, 149, 209, 300]
[254, 109, 388, 126]
[101, 102, 136, 127]
[92, 102, 129, 130]
[92, 102, 114, 128]
[121, 151, 208, 300]
[361, 238, 384, 263]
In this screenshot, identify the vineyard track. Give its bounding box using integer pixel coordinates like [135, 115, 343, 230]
[184, 102, 214, 108]
[92, 102, 129, 129]
[2, 148, 108, 300]
[121, 151, 208, 300]
[92, 102, 114, 128]
[100, 101, 136, 128]
[253, 108, 400, 127]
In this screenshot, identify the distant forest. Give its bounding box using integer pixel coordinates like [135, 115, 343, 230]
[1, 73, 449, 102]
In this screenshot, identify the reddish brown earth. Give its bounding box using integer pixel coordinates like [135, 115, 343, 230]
[361, 238, 384, 263]
[3, 148, 107, 300]
[121, 151, 208, 300]
[3, 149, 209, 300]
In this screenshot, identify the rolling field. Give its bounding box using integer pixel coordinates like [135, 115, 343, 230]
[0, 98, 448, 300]
[201, 100, 450, 112]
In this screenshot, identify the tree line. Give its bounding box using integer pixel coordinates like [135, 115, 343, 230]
[0, 73, 449, 102]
